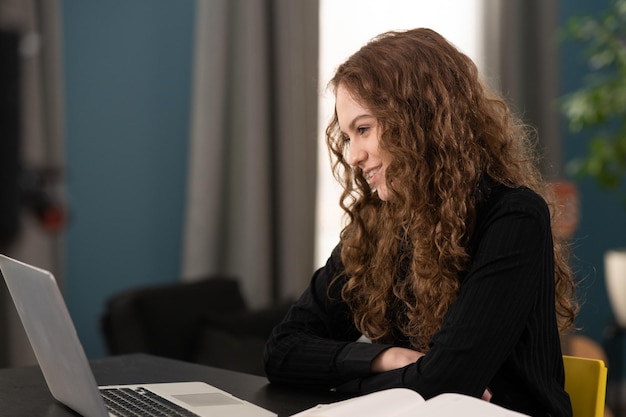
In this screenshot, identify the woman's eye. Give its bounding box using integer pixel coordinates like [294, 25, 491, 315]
[342, 134, 351, 144]
[357, 126, 369, 135]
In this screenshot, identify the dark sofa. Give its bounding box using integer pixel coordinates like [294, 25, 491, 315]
[100, 277, 292, 377]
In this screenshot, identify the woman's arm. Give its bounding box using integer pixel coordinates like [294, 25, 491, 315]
[264, 245, 393, 389]
[370, 347, 491, 401]
[371, 347, 424, 372]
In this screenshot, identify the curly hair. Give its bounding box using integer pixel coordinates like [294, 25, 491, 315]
[325, 28, 578, 351]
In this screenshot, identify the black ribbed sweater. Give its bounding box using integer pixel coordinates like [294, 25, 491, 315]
[264, 186, 572, 417]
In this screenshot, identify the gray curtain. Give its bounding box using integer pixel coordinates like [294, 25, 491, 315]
[483, 0, 562, 178]
[181, 0, 319, 308]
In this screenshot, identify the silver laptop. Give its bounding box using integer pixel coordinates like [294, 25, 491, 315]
[0, 254, 276, 417]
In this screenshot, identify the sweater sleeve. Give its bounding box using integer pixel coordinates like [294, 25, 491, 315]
[264, 245, 392, 389]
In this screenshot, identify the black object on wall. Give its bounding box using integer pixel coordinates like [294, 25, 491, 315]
[0, 29, 21, 251]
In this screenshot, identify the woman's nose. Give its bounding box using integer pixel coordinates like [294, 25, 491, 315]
[347, 146, 367, 167]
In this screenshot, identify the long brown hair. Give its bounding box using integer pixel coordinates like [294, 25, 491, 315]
[325, 28, 577, 351]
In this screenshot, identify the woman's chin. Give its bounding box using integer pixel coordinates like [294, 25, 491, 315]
[376, 186, 390, 201]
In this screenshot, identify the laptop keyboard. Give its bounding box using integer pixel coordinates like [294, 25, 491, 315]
[100, 387, 200, 417]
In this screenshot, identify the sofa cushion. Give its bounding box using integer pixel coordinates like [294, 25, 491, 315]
[193, 301, 292, 376]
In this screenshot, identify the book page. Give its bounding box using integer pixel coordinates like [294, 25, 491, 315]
[290, 388, 424, 417]
[291, 389, 530, 417]
[421, 393, 529, 416]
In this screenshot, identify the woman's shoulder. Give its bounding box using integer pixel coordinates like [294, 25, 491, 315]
[470, 185, 552, 253]
[486, 184, 546, 206]
[481, 185, 550, 220]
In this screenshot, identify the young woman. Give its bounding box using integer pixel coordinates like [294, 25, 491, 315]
[264, 28, 578, 417]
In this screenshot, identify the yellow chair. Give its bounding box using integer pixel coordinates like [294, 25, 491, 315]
[563, 355, 608, 417]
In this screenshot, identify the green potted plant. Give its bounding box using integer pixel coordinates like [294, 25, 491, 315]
[560, 0, 626, 201]
[560, 0, 626, 327]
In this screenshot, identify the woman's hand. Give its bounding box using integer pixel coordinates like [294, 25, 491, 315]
[371, 347, 425, 373]
[482, 387, 492, 402]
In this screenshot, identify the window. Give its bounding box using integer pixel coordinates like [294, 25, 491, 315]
[315, 0, 486, 267]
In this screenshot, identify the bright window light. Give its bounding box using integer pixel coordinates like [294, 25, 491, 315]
[315, 0, 486, 267]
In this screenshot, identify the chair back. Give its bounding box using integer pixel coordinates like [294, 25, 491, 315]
[562, 355, 608, 417]
[100, 277, 247, 361]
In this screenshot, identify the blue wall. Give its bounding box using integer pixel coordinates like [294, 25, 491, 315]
[559, 0, 626, 344]
[62, 1, 195, 357]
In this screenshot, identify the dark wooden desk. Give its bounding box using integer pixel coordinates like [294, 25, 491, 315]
[0, 353, 349, 417]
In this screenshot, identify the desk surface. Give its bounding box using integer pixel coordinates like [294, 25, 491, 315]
[0, 353, 349, 417]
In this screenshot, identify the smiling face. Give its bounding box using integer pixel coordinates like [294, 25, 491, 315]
[335, 84, 392, 201]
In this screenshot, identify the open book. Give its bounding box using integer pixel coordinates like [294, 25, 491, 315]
[291, 388, 529, 417]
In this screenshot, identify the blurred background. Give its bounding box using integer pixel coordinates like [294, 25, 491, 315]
[1, 0, 625, 410]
